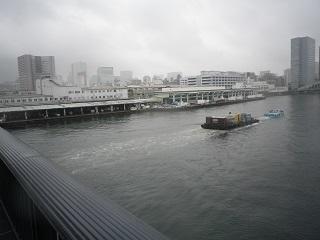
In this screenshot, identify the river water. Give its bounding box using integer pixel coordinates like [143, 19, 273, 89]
[10, 95, 320, 240]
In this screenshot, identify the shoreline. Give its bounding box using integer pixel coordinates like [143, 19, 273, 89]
[0, 96, 265, 128]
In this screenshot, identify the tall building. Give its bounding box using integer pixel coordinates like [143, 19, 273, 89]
[97, 67, 114, 86]
[120, 71, 133, 86]
[284, 69, 291, 86]
[70, 62, 87, 87]
[315, 62, 319, 81]
[290, 36, 315, 89]
[18, 54, 55, 91]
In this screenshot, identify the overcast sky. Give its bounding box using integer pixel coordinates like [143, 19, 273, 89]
[0, 0, 320, 82]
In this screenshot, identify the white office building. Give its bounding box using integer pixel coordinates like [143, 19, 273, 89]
[36, 78, 128, 101]
[181, 71, 245, 88]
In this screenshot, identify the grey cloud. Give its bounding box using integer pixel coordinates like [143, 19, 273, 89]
[0, 0, 320, 83]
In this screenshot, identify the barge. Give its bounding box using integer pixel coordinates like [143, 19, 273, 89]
[201, 112, 259, 130]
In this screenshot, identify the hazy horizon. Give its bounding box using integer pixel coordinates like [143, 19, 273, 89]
[1, 0, 320, 82]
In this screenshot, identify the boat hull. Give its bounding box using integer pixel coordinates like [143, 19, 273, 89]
[201, 119, 259, 130]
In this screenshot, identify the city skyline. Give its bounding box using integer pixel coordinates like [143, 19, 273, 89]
[1, 0, 320, 82]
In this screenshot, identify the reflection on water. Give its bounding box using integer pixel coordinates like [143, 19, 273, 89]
[11, 95, 320, 240]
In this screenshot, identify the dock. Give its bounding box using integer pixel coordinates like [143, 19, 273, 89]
[0, 99, 156, 127]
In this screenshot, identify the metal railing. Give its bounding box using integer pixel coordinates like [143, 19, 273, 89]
[0, 127, 169, 240]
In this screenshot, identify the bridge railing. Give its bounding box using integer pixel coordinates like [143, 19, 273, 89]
[0, 127, 169, 240]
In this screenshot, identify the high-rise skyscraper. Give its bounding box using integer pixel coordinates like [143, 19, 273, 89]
[18, 54, 55, 91]
[70, 62, 87, 87]
[290, 36, 315, 89]
[97, 67, 114, 86]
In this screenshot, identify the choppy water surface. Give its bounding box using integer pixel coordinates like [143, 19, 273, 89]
[11, 95, 320, 240]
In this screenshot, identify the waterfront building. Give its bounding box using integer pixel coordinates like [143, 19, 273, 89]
[154, 86, 260, 104]
[70, 62, 87, 87]
[291, 36, 315, 89]
[0, 93, 53, 106]
[182, 71, 245, 88]
[128, 85, 163, 99]
[120, 71, 133, 86]
[18, 54, 55, 91]
[36, 78, 128, 101]
[179, 77, 188, 86]
[97, 67, 114, 86]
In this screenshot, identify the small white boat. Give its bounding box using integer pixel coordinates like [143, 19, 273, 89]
[264, 109, 284, 118]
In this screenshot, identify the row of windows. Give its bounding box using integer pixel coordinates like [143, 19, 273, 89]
[90, 95, 120, 99]
[201, 77, 242, 79]
[202, 80, 237, 82]
[90, 90, 117, 93]
[68, 90, 119, 94]
[0, 98, 53, 104]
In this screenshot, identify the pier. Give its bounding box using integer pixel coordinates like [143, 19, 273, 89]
[0, 99, 157, 127]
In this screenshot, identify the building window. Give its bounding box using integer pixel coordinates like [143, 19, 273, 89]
[28, 99, 32, 102]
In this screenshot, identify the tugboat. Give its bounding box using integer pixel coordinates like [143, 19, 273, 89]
[264, 109, 284, 118]
[201, 112, 259, 130]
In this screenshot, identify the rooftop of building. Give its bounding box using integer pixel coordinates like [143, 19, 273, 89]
[0, 99, 156, 113]
[0, 94, 52, 99]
